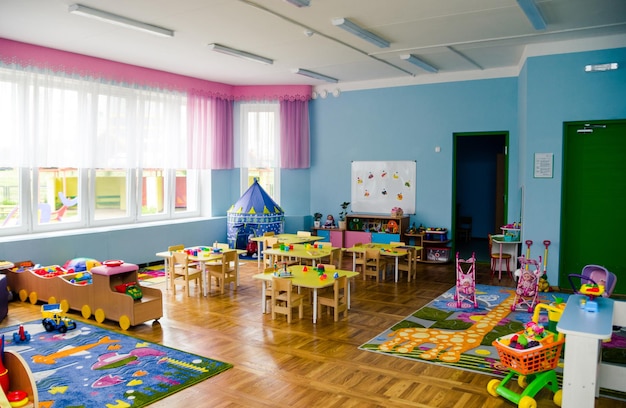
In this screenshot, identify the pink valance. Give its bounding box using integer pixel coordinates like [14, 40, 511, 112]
[0, 38, 312, 101]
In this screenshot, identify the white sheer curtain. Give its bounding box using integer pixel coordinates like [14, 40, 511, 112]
[239, 102, 280, 168]
[0, 62, 187, 169]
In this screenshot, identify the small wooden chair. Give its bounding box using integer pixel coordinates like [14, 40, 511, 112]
[363, 248, 388, 283]
[397, 246, 418, 282]
[206, 243, 231, 267]
[167, 244, 185, 289]
[489, 234, 511, 279]
[318, 275, 348, 321]
[353, 243, 366, 272]
[457, 216, 473, 242]
[207, 250, 238, 294]
[262, 267, 275, 313]
[171, 251, 203, 296]
[319, 247, 342, 269]
[271, 277, 305, 323]
[263, 236, 279, 267]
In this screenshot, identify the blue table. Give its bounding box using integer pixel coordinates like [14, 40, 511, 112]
[557, 294, 614, 407]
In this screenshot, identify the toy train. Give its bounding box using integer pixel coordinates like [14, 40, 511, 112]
[5, 261, 162, 330]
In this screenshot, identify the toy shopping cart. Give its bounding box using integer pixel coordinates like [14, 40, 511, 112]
[488, 324, 565, 407]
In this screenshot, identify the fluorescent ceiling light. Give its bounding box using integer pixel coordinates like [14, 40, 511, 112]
[516, 0, 547, 30]
[292, 68, 338, 83]
[400, 54, 438, 73]
[585, 62, 618, 72]
[331, 18, 390, 48]
[208, 43, 273, 65]
[68, 4, 174, 38]
[285, 0, 310, 7]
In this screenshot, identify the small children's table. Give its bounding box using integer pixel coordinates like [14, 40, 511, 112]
[556, 294, 614, 407]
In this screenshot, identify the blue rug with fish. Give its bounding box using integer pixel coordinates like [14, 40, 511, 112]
[0, 320, 232, 407]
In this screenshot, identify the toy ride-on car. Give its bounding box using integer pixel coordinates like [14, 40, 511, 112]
[41, 303, 77, 333]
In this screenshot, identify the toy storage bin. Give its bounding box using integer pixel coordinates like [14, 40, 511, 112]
[501, 227, 520, 242]
[426, 247, 450, 262]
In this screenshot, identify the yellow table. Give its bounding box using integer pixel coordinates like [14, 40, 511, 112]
[251, 234, 324, 268]
[262, 243, 336, 266]
[253, 265, 358, 323]
[156, 246, 245, 296]
[344, 243, 417, 283]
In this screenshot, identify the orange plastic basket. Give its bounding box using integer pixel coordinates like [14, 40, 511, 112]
[492, 335, 565, 375]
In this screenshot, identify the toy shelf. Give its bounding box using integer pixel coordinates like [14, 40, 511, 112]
[413, 229, 452, 264]
[344, 214, 410, 247]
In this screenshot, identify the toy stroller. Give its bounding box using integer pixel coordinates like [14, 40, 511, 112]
[511, 255, 542, 312]
[454, 252, 477, 308]
[568, 264, 617, 298]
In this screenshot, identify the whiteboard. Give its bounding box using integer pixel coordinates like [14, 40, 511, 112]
[351, 161, 416, 214]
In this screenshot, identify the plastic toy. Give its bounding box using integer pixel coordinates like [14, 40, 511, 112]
[62, 257, 101, 273]
[542, 240, 551, 276]
[511, 255, 542, 312]
[12, 325, 30, 344]
[7, 390, 29, 407]
[538, 276, 550, 292]
[488, 312, 565, 407]
[568, 264, 617, 298]
[41, 303, 77, 333]
[532, 297, 566, 332]
[454, 252, 477, 308]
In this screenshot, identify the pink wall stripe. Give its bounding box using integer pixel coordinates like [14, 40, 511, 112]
[0, 38, 310, 100]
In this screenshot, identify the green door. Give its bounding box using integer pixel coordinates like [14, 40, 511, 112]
[560, 119, 626, 295]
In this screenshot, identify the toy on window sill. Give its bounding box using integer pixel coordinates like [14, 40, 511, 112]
[323, 214, 336, 228]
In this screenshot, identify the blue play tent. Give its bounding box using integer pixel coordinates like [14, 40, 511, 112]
[227, 180, 284, 249]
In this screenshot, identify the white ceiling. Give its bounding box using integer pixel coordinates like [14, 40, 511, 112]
[1, 0, 625, 88]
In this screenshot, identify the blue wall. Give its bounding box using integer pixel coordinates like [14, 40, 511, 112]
[519, 47, 626, 281]
[3, 46, 626, 287]
[309, 77, 519, 231]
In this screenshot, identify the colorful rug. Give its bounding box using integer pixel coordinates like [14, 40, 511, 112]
[138, 265, 166, 286]
[1, 320, 232, 407]
[359, 284, 626, 401]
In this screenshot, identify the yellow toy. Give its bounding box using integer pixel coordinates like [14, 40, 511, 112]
[538, 275, 550, 292]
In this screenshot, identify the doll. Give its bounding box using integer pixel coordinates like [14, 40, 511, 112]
[324, 214, 335, 228]
[517, 270, 537, 297]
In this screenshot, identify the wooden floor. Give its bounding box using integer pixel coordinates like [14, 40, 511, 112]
[3, 259, 624, 408]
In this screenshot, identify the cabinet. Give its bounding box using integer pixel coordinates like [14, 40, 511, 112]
[345, 214, 409, 248]
[312, 227, 344, 247]
[409, 230, 452, 263]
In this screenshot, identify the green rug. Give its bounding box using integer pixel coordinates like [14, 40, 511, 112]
[1, 320, 232, 407]
[359, 284, 626, 401]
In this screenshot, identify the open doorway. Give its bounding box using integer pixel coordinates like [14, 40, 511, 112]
[453, 132, 508, 263]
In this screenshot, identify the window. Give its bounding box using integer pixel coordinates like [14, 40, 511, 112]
[94, 169, 129, 221]
[0, 63, 202, 236]
[174, 169, 198, 214]
[37, 167, 80, 226]
[238, 102, 280, 200]
[0, 168, 20, 229]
